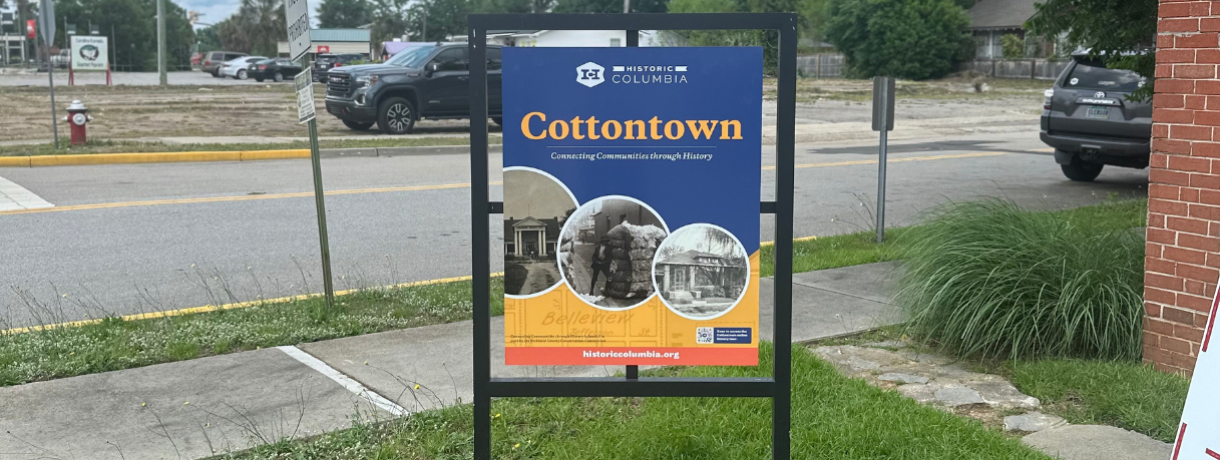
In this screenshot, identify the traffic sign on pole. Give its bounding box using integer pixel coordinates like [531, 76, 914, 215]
[285, 0, 312, 62]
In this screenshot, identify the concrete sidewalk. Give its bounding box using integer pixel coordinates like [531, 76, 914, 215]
[0, 262, 901, 459]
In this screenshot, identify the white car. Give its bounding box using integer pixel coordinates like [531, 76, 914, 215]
[221, 56, 267, 80]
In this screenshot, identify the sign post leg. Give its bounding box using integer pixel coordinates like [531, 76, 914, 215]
[469, 25, 492, 460]
[774, 17, 797, 460]
[301, 56, 335, 309]
[47, 45, 59, 149]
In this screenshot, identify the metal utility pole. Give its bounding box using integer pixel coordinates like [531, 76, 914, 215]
[156, 0, 166, 85]
[871, 76, 895, 243]
[38, 0, 58, 148]
[421, 5, 427, 41]
[623, 0, 630, 13]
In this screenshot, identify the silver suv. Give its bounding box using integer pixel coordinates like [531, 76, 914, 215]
[1040, 54, 1152, 181]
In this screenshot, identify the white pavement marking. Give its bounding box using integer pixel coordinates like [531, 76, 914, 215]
[0, 176, 53, 212]
[276, 345, 408, 417]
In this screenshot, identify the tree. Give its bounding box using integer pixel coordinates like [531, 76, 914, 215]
[369, 0, 409, 44]
[52, 0, 195, 71]
[1026, 0, 1156, 100]
[214, 0, 285, 56]
[406, 0, 469, 41]
[825, 0, 972, 80]
[317, 0, 371, 28]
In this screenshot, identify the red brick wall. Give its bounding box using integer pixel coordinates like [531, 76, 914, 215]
[1145, 0, 1220, 376]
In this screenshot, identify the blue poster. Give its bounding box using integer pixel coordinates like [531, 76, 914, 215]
[501, 47, 763, 366]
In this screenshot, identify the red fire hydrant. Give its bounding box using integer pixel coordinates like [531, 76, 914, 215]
[65, 100, 92, 146]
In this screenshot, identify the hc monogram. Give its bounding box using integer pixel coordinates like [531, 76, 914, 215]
[576, 62, 605, 87]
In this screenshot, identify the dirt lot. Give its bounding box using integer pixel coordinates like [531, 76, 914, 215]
[0, 83, 476, 142]
[0, 77, 1044, 143]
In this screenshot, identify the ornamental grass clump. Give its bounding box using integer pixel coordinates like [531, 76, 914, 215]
[898, 199, 1144, 361]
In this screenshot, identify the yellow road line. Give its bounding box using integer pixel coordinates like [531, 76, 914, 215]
[0, 181, 504, 216]
[1, 272, 505, 335]
[760, 235, 818, 247]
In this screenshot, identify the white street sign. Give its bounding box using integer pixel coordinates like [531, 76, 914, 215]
[284, 0, 312, 62]
[70, 35, 108, 71]
[1172, 287, 1220, 459]
[295, 68, 316, 124]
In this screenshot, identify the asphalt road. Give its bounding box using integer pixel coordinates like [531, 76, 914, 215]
[0, 129, 1147, 327]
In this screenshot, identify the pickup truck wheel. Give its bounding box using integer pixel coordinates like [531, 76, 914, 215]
[273, 72, 284, 82]
[343, 120, 375, 131]
[1061, 156, 1104, 182]
[378, 97, 417, 135]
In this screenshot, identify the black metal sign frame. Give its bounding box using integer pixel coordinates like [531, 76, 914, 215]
[468, 13, 797, 459]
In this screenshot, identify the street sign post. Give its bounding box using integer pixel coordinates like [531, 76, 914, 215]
[37, 0, 58, 149]
[871, 76, 895, 244]
[283, 0, 334, 310]
[468, 13, 797, 460]
[295, 68, 316, 123]
[285, 0, 312, 62]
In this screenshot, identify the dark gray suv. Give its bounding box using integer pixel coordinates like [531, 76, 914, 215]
[324, 43, 502, 134]
[1040, 54, 1151, 181]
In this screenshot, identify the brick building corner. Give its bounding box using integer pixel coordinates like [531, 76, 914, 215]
[1144, 0, 1220, 376]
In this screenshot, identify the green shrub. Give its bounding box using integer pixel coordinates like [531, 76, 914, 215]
[1001, 34, 1025, 59]
[898, 199, 1144, 360]
[825, 0, 974, 80]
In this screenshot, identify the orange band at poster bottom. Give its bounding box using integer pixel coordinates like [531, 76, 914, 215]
[505, 347, 759, 366]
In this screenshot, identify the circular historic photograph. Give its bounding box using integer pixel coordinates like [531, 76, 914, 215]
[558, 196, 668, 310]
[652, 224, 750, 320]
[503, 167, 578, 298]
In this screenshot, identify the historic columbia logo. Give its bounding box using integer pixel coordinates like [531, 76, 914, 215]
[576, 62, 605, 88]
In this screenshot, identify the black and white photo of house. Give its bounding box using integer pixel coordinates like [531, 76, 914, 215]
[504, 168, 577, 297]
[559, 197, 667, 309]
[654, 225, 749, 319]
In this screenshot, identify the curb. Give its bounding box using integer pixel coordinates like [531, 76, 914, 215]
[0, 144, 502, 167]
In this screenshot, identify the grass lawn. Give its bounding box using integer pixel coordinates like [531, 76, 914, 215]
[0, 278, 504, 386]
[1007, 359, 1189, 443]
[0, 136, 503, 157]
[0, 198, 1147, 388]
[228, 344, 1051, 460]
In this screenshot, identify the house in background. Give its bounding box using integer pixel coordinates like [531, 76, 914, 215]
[656, 250, 747, 302]
[277, 29, 372, 59]
[967, 0, 1055, 59]
[505, 216, 561, 258]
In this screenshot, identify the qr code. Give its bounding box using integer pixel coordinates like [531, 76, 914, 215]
[696, 327, 714, 344]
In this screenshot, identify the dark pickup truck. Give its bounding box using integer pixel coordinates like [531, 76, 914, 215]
[1040, 53, 1152, 181]
[323, 43, 503, 134]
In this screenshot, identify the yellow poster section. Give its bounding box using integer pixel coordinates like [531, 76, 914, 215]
[505, 251, 760, 349]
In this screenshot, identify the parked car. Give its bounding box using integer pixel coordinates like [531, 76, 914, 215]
[221, 56, 267, 80]
[1040, 53, 1152, 181]
[51, 49, 70, 69]
[324, 43, 503, 134]
[249, 58, 303, 82]
[312, 53, 364, 81]
[201, 51, 247, 77]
